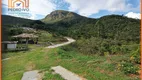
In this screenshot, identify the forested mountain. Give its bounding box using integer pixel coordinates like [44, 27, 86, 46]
[41, 11, 140, 76]
[2, 10, 140, 43]
[40, 10, 140, 60]
[41, 10, 140, 43]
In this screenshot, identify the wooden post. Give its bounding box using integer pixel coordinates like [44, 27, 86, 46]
[36, 38, 38, 44]
[26, 38, 29, 49]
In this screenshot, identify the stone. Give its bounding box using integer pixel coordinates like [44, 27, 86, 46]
[21, 70, 42, 80]
[51, 66, 86, 80]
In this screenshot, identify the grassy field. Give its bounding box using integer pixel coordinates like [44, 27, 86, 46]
[2, 44, 140, 80]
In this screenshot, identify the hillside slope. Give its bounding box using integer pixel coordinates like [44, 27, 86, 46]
[41, 10, 140, 43]
[41, 10, 87, 23]
[2, 15, 33, 25]
[2, 10, 140, 42]
[2, 15, 43, 41]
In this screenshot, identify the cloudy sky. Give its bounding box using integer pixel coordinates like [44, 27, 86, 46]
[2, 0, 141, 20]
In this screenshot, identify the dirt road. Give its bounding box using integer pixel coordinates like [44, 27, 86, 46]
[46, 37, 76, 48]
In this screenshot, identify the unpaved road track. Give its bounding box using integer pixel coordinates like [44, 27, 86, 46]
[46, 37, 76, 48]
[2, 37, 75, 61]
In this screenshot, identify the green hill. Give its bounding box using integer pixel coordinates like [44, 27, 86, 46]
[2, 11, 140, 43]
[2, 10, 140, 43]
[2, 15, 33, 25]
[1, 15, 43, 41]
[41, 10, 140, 60]
[41, 11, 140, 77]
[41, 10, 140, 42]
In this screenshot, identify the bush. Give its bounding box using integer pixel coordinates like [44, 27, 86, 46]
[120, 45, 130, 54]
[9, 27, 23, 35]
[120, 61, 139, 74]
[61, 44, 76, 51]
[110, 45, 120, 54]
[58, 49, 73, 59]
[130, 47, 140, 64]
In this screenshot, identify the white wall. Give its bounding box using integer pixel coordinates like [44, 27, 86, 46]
[7, 44, 17, 49]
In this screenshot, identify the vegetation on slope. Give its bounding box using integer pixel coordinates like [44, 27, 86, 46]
[41, 12, 140, 42]
[41, 10, 140, 76]
[2, 15, 33, 25]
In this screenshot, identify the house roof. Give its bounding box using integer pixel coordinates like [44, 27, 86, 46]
[12, 33, 38, 38]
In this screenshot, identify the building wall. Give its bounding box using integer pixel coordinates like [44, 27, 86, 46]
[7, 44, 17, 49]
[2, 44, 7, 51]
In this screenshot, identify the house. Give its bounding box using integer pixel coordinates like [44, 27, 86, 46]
[2, 33, 38, 52]
[2, 41, 18, 51]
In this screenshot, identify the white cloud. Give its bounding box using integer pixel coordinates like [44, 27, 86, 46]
[64, 0, 134, 16]
[125, 12, 141, 19]
[2, 0, 56, 19]
[29, 0, 56, 16]
[2, 0, 8, 5]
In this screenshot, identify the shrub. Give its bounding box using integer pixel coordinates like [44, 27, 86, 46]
[130, 47, 140, 64]
[110, 45, 120, 54]
[58, 49, 73, 59]
[120, 45, 130, 54]
[61, 44, 76, 51]
[120, 61, 139, 74]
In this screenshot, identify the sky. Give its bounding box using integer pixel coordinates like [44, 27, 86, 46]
[2, 0, 141, 20]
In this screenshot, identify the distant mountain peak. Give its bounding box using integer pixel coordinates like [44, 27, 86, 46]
[42, 10, 82, 23]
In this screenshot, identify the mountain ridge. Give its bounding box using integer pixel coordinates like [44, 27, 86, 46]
[41, 10, 89, 23]
[2, 10, 140, 42]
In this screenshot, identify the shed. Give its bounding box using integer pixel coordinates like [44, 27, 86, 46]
[2, 41, 18, 50]
[12, 33, 38, 44]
